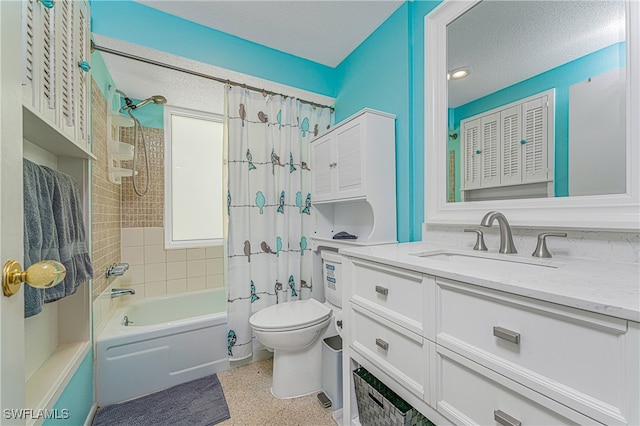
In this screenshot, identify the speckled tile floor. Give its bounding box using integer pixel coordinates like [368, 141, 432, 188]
[217, 358, 337, 426]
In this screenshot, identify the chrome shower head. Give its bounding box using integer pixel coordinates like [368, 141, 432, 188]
[130, 95, 167, 110]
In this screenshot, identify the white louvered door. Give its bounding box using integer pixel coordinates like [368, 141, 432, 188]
[21, 0, 38, 108]
[500, 105, 522, 185]
[311, 135, 334, 203]
[58, 0, 75, 140]
[335, 120, 365, 200]
[462, 119, 481, 190]
[75, 0, 90, 149]
[522, 96, 549, 183]
[39, 0, 57, 124]
[480, 112, 500, 187]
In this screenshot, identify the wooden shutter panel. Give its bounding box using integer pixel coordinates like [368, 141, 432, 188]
[522, 96, 548, 183]
[462, 119, 481, 190]
[42, 3, 55, 110]
[501, 105, 522, 185]
[481, 112, 500, 186]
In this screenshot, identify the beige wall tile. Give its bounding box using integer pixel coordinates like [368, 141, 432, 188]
[121, 228, 144, 247]
[187, 259, 206, 278]
[145, 263, 167, 282]
[187, 248, 206, 260]
[166, 249, 187, 262]
[167, 279, 187, 294]
[187, 277, 206, 291]
[206, 258, 224, 275]
[144, 244, 166, 264]
[166, 261, 187, 280]
[206, 246, 224, 259]
[145, 281, 167, 297]
[121, 246, 144, 266]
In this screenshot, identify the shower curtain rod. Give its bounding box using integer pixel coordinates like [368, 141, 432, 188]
[91, 41, 335, 112]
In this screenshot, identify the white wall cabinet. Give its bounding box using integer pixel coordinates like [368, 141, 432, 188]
[310, 109, 396, 246]
[461, 90, 553, 195]
[22, 0, 92, 156]
[341, 256, 639, 426]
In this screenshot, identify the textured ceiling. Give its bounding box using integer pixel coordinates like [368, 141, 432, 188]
[134, 0, 404, 68]
[447, 0, 626, 107]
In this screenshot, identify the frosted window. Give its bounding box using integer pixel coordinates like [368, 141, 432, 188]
[165, 107, 224, 248]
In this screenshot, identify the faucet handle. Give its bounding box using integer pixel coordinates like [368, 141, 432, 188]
[464, 229, 488, 251]
[532, 232, 567, 258]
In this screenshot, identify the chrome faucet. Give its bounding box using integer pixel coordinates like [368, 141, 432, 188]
[111, 288, 136, 298]
[480, 211, 517, 254]
[106, 263, 130, 278]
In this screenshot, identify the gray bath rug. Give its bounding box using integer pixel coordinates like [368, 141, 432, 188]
[92, 374, 230, 426]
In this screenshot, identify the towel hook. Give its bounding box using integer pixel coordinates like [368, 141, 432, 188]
[2, 260, 66, 297]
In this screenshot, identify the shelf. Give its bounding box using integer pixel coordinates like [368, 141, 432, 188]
[23, 105, 96, 161]
[110, 140, 134, 161]
[311, 236, 397, 251]
[25, 341, 90, 425]
[108, 112, 135, 127]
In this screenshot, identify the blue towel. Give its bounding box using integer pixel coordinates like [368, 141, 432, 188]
[23, 159, 93, 318]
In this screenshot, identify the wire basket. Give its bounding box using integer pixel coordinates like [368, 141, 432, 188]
[353, 367, 435, 426]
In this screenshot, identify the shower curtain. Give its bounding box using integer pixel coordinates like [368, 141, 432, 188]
[226, 85, 332, 361]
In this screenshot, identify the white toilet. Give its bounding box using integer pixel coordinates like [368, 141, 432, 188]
[249, 250, 343, 399]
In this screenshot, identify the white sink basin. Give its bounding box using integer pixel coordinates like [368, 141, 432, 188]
[410, 249, 560, 274]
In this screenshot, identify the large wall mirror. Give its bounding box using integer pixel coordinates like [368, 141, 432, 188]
[424, 0, 639, 230]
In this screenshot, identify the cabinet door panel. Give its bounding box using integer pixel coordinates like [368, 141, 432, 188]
[311, 136, 333, 202]
[462, 119, 481, 190]
[481, 112, 500, 187]
[522, 96, 548, 183]
[58, 0, 75, 140]
[501, 105, 522, 185]
[75, 1, 90, 148]
[40, 2, 57, 124]
[22, 0, 38, 107]
[335, 121, 365, 199]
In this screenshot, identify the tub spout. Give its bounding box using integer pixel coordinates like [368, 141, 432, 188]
[111, 288, 135, 298]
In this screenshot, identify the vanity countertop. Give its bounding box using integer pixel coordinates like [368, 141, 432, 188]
[339, 242, 640, 322]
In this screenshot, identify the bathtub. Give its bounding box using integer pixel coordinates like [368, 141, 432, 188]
[96, 288, 229, 406]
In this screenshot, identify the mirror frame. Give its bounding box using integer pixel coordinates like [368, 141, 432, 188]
[424, 0, 639, 231]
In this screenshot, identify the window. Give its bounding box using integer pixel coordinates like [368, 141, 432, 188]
[164, 106, 224, 248]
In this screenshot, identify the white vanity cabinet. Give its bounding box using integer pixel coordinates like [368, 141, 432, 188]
[340, 251, 639, 426]
[311, 109, 395, 204]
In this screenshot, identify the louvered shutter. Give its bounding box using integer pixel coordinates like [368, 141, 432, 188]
[41, 2, 56, 115]
[522, 96, 548, 183]
[462, 119, 481, 190]
[22, 0, 37, 107]
[501, 105, 522, 185]
[76, 2, 89, 145]
[60, 0, 75, 130]
[480, 112, 500, 187]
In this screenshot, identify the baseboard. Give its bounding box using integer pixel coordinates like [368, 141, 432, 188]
[84, 403, 97, 426]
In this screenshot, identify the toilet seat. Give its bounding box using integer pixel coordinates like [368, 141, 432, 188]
[249, 299, 332, 332]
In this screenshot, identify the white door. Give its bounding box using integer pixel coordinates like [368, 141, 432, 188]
[334, 120, 365, 200]
[522, 96, 548, 183]
[1, 0, 27, 419]
[310, 135, 334, 203]
[462, 119, 481, 190]
[500, 105, 522, 186]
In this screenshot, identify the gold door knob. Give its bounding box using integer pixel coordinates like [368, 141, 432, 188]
[2, 260, 66, 297]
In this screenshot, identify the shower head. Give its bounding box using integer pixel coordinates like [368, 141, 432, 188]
[129, 95, 167, 110]
[120, 95, 167, 112]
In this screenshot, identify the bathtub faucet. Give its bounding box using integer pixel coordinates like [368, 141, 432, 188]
[106, 263, 130, 279]
[111, 288, 136, 298]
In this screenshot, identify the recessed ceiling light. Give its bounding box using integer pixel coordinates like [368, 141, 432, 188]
[448, 66, 472, 80]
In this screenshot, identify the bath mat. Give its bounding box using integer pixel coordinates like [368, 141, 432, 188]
[92, 374, 230, 426]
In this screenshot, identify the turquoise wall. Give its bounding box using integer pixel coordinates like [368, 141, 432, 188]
[90, 0, 337, 98]
[335, 3, 412, 242]
[335, 1, 440, 241]
[43, 350, 93, 425]
[452, 43, 625, 198]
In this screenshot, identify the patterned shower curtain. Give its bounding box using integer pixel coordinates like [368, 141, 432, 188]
[226, 85, 332, 361]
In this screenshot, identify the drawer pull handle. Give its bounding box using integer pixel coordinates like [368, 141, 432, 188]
[493, 326, 520, 345]
[375, 285, 389, 296]
[375, 338, 389, 351]
[368, 392, 384, 408]
[494, 410, 521, 426]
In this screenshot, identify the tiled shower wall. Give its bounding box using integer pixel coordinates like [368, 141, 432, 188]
[119, 227, 224, 300]
[120, 126, 164, 228]
[91, 78, 122, 300]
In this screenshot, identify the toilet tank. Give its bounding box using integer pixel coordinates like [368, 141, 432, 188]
[321, 250, 342, 309]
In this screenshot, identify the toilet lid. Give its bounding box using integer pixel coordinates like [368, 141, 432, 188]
[249, 298, 332, 331]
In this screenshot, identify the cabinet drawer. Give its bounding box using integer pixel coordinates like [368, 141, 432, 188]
[436, 346, 600, 426]
[350, 303, 426, 398]
[351, 259, 424, 335]
[437, 278, 628, 425]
